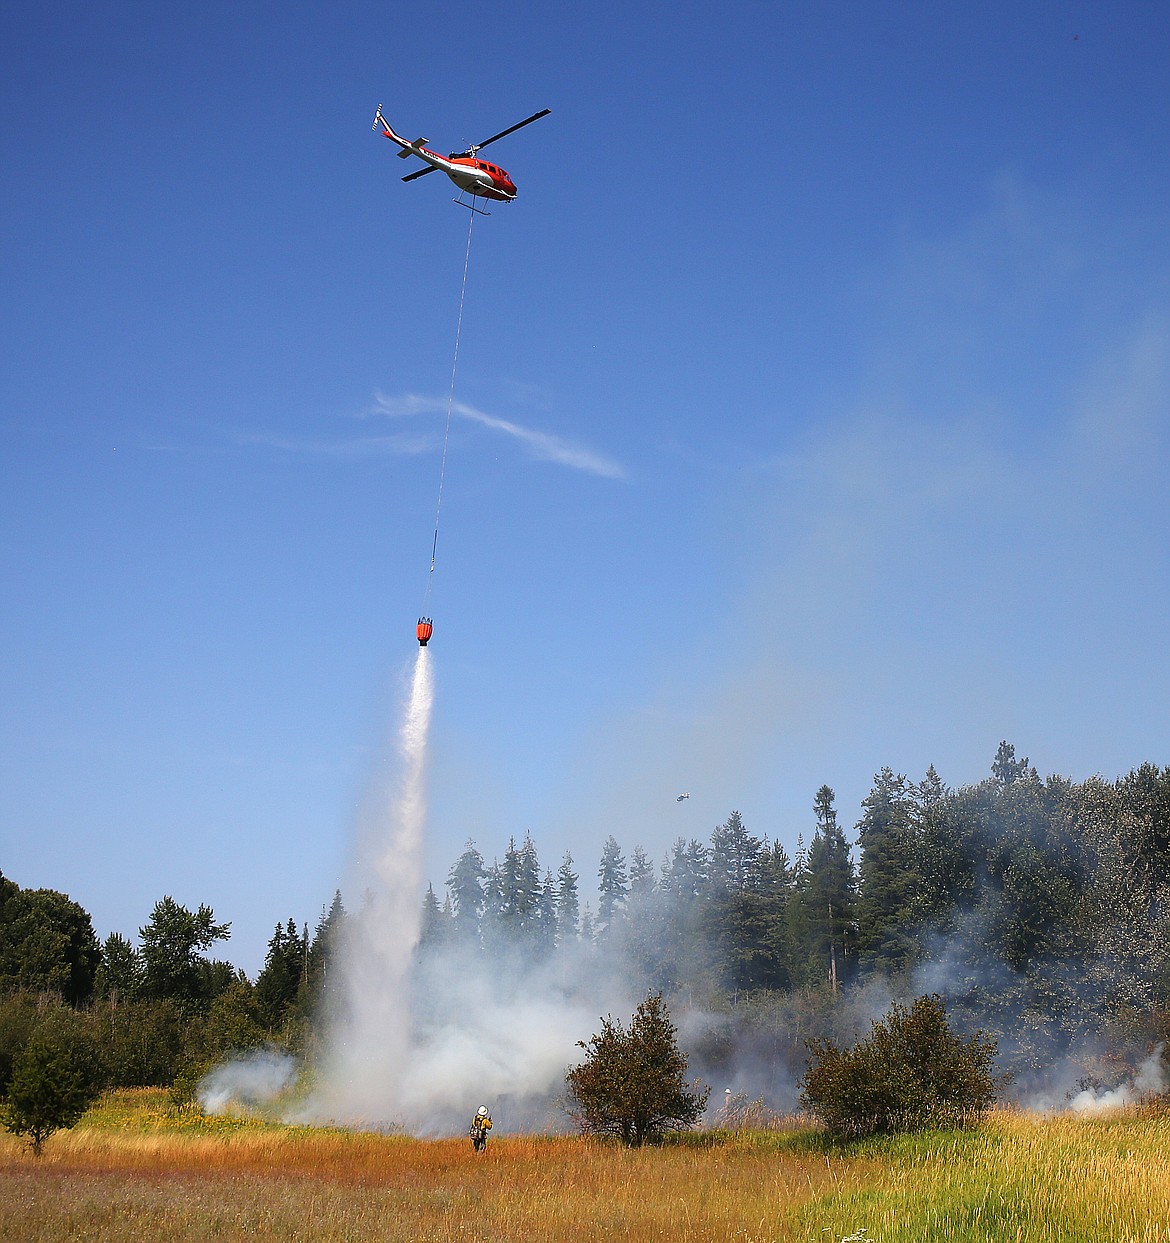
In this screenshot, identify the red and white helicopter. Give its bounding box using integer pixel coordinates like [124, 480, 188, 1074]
[372, 104, 551, 211]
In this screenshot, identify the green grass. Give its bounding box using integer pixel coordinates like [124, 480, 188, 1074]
[796, 1111, 1170, 1243]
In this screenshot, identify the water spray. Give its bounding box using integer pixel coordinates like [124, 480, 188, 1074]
[314, 646, 435, 1124]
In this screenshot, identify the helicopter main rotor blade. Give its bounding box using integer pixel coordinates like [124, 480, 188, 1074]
[402, 165, 439, 183]
[449, 108, 551, 157]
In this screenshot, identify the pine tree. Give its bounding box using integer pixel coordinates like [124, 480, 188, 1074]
[418, 883, 451, 953]
[497, 838, 523, 938]
[855, 768, 918, 975]
[555, 853, 580, 946]
[446, 840, 486, 945]
[660, 838, 709, 906]
[736, 839, 797, 992]
[709, 810, 762, 896]
[907, 765, 973, 930]
[654, 840, 716, 997]
[706, 811, 766, 991]
[254, 918, 305, 1030]
[992, 740, 1035, 787]
[480, 860, 505, 950]
[597, 836, 629, 932]
[800, 787, 856, 991]
[303, 891, 345, 1016]
[516, 833, 542, 940]
[534, 869, 558, 957]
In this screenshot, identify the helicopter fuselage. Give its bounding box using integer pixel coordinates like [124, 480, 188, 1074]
[374, 113, 518, 201]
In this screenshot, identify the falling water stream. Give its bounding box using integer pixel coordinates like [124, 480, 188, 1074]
[315, 647, 434, 1124]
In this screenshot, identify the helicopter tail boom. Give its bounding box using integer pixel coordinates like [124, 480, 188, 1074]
[372, 106, 428, 158]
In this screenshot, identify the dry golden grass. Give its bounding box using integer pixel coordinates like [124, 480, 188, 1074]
[4, 1092, 1170, 1242]
[0, 1092, 859, 1243]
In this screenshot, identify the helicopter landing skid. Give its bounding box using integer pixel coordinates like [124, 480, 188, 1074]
[453, 194, 491, 216]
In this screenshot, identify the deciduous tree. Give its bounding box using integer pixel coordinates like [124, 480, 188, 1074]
[565, 992, 709, 1146]
[799, 994, 1001, 1139]
[139, 897, 231, 1010]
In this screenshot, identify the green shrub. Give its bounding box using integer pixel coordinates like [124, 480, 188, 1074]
[565, 992, 710, 1146]
[2, 1008, 102, 1154]
[799, 994, 1001, 1139]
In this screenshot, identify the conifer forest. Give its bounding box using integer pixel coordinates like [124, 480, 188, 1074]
[4, 743, 1170, 1109]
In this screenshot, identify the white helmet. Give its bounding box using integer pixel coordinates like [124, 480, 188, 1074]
[477, 1105, 489, 1116]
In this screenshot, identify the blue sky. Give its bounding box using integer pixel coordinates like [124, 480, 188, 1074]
[3, 1, 1169, 975]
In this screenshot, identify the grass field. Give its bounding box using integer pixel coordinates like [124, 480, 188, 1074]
[3, 1091, 1170, 1241]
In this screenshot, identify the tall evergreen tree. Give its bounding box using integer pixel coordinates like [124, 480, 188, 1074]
[907, 765, 975, 930]
[597, 836, 629, 932]
[254, 918, 305, 1029]
[706, 811, 767, 991]
[497, 838, 524, 938]
[480, 859, 505, 950]
[800, 787, 856, 991]
[534, 869, 558, 957]
[304, 891, 345, 1016]
[754, 839, 798, 990]
[629, 846, 656, 900]
[660, 838, 709, 906]
[517, 834, 543, 939]
[417, 884, 451, 953]
[446, 840, 486, 944]
[709, 810, 762, 896]
[653, 839, 716, 997]
[555, 853, 581, 946]
[992, 740, 1036, 787]
[855, 768, 918, 975]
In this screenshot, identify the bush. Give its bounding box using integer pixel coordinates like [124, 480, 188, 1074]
[799, 994, 1001, 1139]
[565, 992, 709, 1146]
[90, 998, 189, 1088]
[2, 1009, 102, 1154]
[0, 992, 38, 1097]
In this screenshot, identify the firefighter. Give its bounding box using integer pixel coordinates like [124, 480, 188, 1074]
[470, 1105, 492, 1152]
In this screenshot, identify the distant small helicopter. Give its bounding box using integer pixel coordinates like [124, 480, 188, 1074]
[373, 105, 551, 211]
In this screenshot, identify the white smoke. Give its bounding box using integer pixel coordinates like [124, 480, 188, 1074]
[398, 936, 640, 1135]
[311, 647, 434, 1125]
[197, 1048, 297, 1115]
[1067, 1045, 1166, 1114]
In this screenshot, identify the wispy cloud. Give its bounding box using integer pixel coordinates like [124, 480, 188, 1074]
[372, 392, 626, 480]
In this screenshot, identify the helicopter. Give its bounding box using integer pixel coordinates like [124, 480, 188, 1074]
[372, 105, 551, 209]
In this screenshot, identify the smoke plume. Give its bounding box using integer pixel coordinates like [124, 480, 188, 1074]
[198, 1049, 297, 1115]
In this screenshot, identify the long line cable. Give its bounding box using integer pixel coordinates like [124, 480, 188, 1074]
[423, 208, 475, 612]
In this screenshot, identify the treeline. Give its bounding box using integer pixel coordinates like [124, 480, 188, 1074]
[0, 878, 346, 1099]
[417, 743, 1170, 1076]
[4, 743, 1170, 1100]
